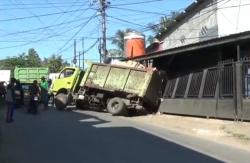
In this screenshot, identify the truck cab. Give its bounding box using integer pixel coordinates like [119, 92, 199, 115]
[50, 67, 85, 110]
[50, 67, 84, 95]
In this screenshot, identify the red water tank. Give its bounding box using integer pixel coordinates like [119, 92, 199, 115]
[124, 32, 145, 59]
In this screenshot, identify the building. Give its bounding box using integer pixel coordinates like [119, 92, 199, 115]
[134, 0, 250, 120]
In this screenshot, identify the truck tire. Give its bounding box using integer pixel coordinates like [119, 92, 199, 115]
[55, 93, 68, 110]
[107, 98, 127, 116]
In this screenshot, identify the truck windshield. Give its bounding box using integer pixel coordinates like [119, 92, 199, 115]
[59, 69, 75, 78]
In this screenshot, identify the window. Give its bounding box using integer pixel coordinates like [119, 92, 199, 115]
[59, 69, 75, 79]
[200, 26, 208, 36]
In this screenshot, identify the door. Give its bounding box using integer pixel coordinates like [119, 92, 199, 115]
[51, 68, 77, 94]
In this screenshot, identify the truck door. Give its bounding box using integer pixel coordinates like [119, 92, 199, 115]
[51, 68, 76, 93]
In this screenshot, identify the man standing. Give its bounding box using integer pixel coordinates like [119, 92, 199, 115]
[0, 81, 6, 100]
[28, 80, 40, 114]
[40, 77, 49, 110]
[5, 78, 16, 123]
[14, 80, 23, 108]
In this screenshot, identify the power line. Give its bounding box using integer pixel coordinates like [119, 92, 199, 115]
[56, 13, 98, 54]
[0, 15, 96, 37]
[0, 1, 88, 6]
[0, 8, 90, 22]
[110, 6, 172, 16]
[0, 37, 100, 42]
[110, 0, 164, 7]
[63, 38, 99, 60]
[0, 4, 86, 10]
[138, 0, 230, 33]
[107, 15, 147, 28]
[0, 16, 97, 50]
[39, 0, 89, 43]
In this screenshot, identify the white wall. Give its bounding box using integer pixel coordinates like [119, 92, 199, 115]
[162, 0, 218, 50]
[217, 0, 250, 37]
[161, 0, 250, 51]
[0, 70, 11, 84]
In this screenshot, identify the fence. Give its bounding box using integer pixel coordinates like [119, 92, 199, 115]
[243, 61, 250, 98]
[160, 59, 250, 120]
[163, 62, 235, 99]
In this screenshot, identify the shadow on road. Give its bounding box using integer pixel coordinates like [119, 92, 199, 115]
[0, 107, 222, 163]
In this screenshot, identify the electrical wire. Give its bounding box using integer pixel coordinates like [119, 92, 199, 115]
[110, 6, 173, 16]
[110, 0, 164, 7]
[0, 8, 89, 22]
[0, 15, 97, 50]
[0, 15, 95, 37]
[63, 38, 99, 60]
[0, 1, 87, 6]
[55, 13, 98, 54]
[107, 15, 147, 28]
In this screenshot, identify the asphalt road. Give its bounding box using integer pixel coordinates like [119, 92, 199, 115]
[0, 106, 231, 163]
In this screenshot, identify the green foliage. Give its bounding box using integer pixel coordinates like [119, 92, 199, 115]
[0, 53, 27, 74]
[148, 11, 180, 37]
[108, 49, 123, 57]
[0, 48, 69, 73]
[111, 28, 134, 52]
[146, 35, 154, 46]
[43, 54, 69, 73]
[26, 48, 42, 67]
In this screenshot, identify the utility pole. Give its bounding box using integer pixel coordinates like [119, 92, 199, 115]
[79, 51, 81, 68]
[73, 39, 77, 67]
[99, 0, 108, 62]
[82, 37, 85, 69]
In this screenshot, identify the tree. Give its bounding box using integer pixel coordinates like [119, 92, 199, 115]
[146, 35, 154, 46]
[108, 49, 123, 57]
[43, 54, 69, 73]
[0, 53, 27, 74]
[26, 48, 42, 67]
[110, 28, 135, 57]
[0, 48, 69, 73]
[148, 11, 180, 37]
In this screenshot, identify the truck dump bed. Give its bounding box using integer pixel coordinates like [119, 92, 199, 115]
[14, 67, 49, 83]
[80, 63, 162, 108]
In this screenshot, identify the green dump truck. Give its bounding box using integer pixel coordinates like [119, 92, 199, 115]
[14, 67, 49, 84]
[14, 67, 49, 98]
[52, 63, 163, 116]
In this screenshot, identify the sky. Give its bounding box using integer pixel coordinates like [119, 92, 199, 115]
[0, 0, 194, 64]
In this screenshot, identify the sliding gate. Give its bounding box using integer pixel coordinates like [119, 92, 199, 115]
[159, 61, 250, 121]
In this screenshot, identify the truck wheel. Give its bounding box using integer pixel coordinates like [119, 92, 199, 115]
[55, 93, 68, 110]
[107, 98, 126, 116]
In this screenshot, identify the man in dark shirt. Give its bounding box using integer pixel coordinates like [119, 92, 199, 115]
[5, 78, 16, 123]
[28, 80, 40, 114]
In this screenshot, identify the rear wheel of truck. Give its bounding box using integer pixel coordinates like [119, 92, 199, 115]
[107, 98, 127, 116]
[55, 93, 68, 110]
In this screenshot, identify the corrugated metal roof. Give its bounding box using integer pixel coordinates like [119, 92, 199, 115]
[135, 31, 250, 61]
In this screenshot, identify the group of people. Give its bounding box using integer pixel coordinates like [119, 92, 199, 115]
[0, 77, 51, 123]
[28, 77, 50, 114]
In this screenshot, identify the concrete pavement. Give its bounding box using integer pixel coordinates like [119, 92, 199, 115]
[0, 107, 224, 163]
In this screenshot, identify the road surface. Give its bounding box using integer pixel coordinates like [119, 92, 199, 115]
[0, 107, 247, 163]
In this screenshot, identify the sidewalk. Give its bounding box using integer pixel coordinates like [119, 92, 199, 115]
[125, 113, 250, 152]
